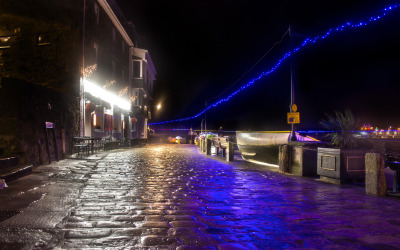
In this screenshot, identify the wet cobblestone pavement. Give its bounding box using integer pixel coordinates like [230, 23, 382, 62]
[1, 144, 400, 249]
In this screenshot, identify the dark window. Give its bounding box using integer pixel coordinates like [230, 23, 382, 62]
[133, 61, 141, 78]
[94, 3, 99, 25]
[112, 60, 116, 79]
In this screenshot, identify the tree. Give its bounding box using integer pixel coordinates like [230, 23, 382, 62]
[319, 109, 359, 149]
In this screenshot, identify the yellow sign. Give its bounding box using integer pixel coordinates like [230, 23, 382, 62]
[287, 112, 300, 124]
[292, 104, 297, 112]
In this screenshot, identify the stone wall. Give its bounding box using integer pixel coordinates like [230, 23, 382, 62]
[0, 78, 79, 166]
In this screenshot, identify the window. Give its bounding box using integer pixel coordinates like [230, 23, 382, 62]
[94, 3, 99, 25]
[113, 115, 121, 131]
[132, 122, 136, 131]
[133, 61, 141, 78]
[0, 36, 12, 49]
[112, 60, 116, 79]
[37, 34, 51, 46]
[104, 114, 113, 131]
[92, 113, 102, 129]
[93, 43, 99, 63]
[131, 89, 139, 106]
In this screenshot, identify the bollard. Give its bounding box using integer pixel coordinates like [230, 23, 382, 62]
[279, 144, 290, 173]
[226, 142, 234, 161]
[365, 153, 386, 196]
[206, 138, 212, 155]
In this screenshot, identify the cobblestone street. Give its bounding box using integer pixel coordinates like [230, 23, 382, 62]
[1, 144, 400, 249]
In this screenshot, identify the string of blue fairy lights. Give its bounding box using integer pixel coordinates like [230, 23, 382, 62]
[149, 4, 400, 126]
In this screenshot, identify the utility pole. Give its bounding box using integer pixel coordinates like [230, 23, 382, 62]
[204, 101, 207, 132]
[80, 0, 86, 137]
[289, 24, 297, 141]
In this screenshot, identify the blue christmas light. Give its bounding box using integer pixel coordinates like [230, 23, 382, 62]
[149, 4, 399, 125]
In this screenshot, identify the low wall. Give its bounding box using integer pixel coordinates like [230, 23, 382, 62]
[0, 78, 79, 166]
[280, 142, 327, 177]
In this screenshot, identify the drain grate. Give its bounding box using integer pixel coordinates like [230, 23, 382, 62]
[0, 210, 20, 223]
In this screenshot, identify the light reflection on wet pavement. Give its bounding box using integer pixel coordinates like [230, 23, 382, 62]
[2, 144, 400, 249]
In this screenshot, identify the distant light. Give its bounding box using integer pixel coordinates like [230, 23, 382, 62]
[83, 79, 130, 111]
[157, 104, 161, 110]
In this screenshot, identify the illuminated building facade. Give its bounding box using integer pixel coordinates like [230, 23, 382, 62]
[82, 0, 156, 141]
[131, 48, 157, 139]
[0, 0, 156, 165]
[82, 0, 134, 139]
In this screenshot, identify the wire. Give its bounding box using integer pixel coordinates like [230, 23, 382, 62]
[149, 3, 400, 126]
[207, 28, 290, 103]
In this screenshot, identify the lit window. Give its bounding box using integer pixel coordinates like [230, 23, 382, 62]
[0, 36, 12, 49]
[37, 34, 50, 46]
[92, 113, 102, 129]
[92, 113, 97, 126]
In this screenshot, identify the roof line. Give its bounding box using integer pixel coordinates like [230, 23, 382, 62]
[97, 0, 134, 47]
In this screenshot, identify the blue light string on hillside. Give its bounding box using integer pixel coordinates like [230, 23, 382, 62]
[149, 4, 399, 125]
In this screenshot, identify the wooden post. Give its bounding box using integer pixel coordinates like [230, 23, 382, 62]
[44, 122, 58, 163]
[226, 142, 234, 161]
[44, 124, 51, 164]
[52, 124, 59, 162]
[206, 138, 212, 155]
[61, 128, 66, 154]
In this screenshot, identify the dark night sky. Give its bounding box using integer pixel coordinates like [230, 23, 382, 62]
[115, 0, 400, 131]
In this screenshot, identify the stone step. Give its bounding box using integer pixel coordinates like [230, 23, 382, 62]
[0, 165, 32, 183]
[0, 157, 19, 170]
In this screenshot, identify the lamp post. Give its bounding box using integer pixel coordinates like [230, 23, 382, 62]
[80, 0, 86, 137]
[289, 24, 297, 141]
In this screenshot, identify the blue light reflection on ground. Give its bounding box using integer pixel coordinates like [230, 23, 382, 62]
[140, 144, 400, 248]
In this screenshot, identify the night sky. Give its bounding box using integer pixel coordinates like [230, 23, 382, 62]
[116, 0, 400, 131]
